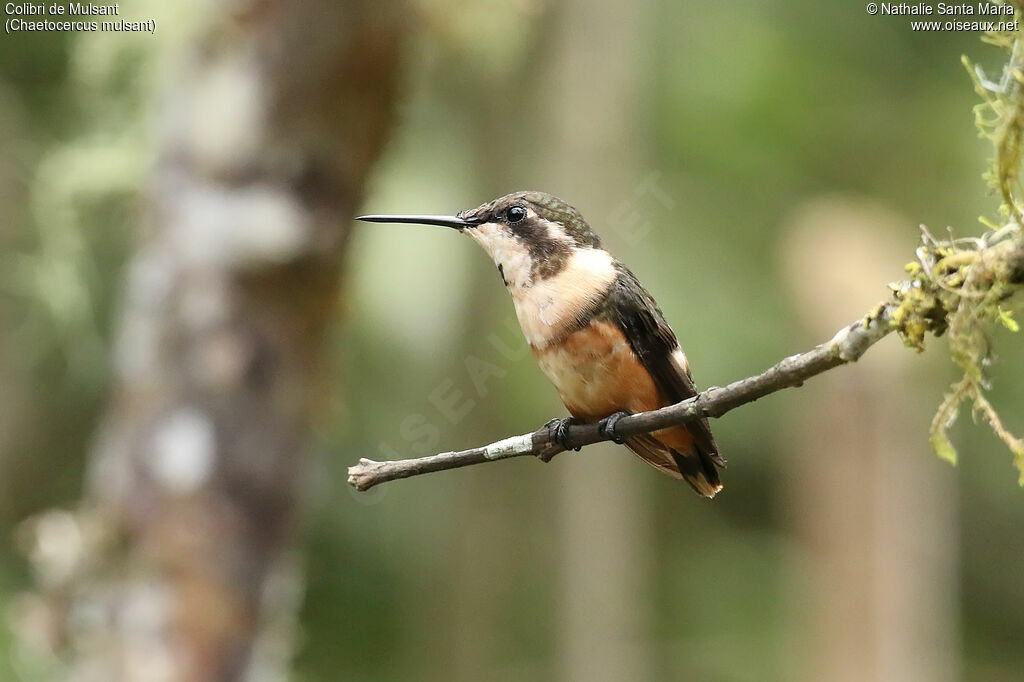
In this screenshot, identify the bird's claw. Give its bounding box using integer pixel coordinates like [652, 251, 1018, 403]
[599, 411, 630, 444]
[544, 417, 580, 457]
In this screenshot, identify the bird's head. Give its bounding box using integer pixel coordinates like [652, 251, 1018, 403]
[358, 191, 603, 289]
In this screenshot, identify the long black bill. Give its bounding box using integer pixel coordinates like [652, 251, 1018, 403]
[356, 214, 471, 230]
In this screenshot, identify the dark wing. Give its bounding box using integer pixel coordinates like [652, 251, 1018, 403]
[602, 265, 725, 489]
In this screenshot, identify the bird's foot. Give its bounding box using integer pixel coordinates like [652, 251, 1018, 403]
[542, 417, 580, 461]
[598, 411, 630, 444]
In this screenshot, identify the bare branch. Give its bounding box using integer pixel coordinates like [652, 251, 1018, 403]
[348, 304, 896, 491]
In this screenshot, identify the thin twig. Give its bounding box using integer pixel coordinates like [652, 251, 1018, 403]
[347, 304, 896, 491]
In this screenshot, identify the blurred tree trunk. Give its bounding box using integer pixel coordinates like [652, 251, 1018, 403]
[780, 198, 960, 682]
[24, 2, 406, 680]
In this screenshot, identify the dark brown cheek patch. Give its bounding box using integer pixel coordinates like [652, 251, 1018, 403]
[529, 238, 572, 280]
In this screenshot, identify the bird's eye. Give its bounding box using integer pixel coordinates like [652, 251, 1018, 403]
[506, 206, 527, 223]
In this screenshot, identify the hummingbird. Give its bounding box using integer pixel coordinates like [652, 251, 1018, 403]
[358, 191, 725, 497]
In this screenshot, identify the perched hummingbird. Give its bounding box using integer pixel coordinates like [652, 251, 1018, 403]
[358, 192, 725, 497]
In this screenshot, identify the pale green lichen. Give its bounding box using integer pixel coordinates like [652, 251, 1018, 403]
[887, 227, 1023, 483]
[896, 6, 1024, 484]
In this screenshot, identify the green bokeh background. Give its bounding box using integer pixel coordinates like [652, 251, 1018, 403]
[1, 1, 1022, 680]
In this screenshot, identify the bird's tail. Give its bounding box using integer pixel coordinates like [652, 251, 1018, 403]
[625, 433, 724, 498]
[670, 448, 723, 498]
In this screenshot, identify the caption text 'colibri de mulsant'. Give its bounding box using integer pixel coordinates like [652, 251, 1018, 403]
[4, 3, 156, 34]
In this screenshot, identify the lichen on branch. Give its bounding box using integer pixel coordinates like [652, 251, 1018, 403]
[886, 227, 1023, 478]
[892, 11, 1024, 482]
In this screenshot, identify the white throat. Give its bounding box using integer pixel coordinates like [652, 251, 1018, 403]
[465, 222, 539, 291]
[465, 223, 617, 348]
